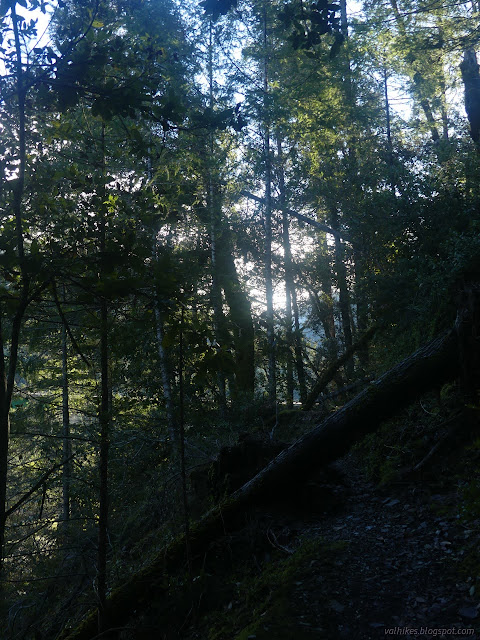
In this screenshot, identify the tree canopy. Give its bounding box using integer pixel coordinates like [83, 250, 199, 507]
[1, 0, 480, 636]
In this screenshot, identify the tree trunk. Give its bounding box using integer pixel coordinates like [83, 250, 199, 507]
[208, 20, 227, 413]
[61, 319, 72, 528]
[0, 314, 9, 577]
[277, 137, 294, 408]
[216, 234, 255, 399]
[460, 48, 480, 150]
[290, 279, 307, 405]
[384, 66, 393, 165]
[388, 0, 440, 142]
[199, 24, 256, 402]
[354, 245, 370, 371]
[97, 121, 111, 638]
[440, 76, 449, 141]
[307, 286, 337, 363]
[0, 0, 30, 579]
[210, 225, 228, 411]
[97, 296, 110, 637]
[263, 2, 276, 406]
[245, 332, 458, 496]
[208, 178, 228, 411]
[60, 326, 460, 640]
[284, 289, 294, 409]
[337, 0, 368, 374]
[330, 209, 353, 376]
[154, 297, 178, 447]
[306, 239, 337, 353]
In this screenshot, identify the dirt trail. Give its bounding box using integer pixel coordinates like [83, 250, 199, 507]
[278, 457, 479, 639]
[130, 452, 480, 640]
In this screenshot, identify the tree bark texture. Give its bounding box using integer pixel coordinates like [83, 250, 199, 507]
[60, 327, 459, 640]
[460, 48, 480, 149]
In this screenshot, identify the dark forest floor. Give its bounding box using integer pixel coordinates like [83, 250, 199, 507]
[172, 452, 480, 640]
[272, 456, 479, 638]
[115, 397, 480, 640]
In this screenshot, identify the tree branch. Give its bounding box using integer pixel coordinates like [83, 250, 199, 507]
[5, 454, 74, 519]
[303, 324, 379, 411]
[240, 190, 350, 242]
[52, 282, 91, 368]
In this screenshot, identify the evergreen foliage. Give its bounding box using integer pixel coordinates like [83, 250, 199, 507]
[0, 0, 479, 635]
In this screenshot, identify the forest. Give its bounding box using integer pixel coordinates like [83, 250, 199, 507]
[1, 0, 480, 636]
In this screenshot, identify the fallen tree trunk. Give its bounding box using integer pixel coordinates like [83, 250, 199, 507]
[238, 329, 458, 495]
[61, 328, 459, 640]
[319, 376, 375, 403]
